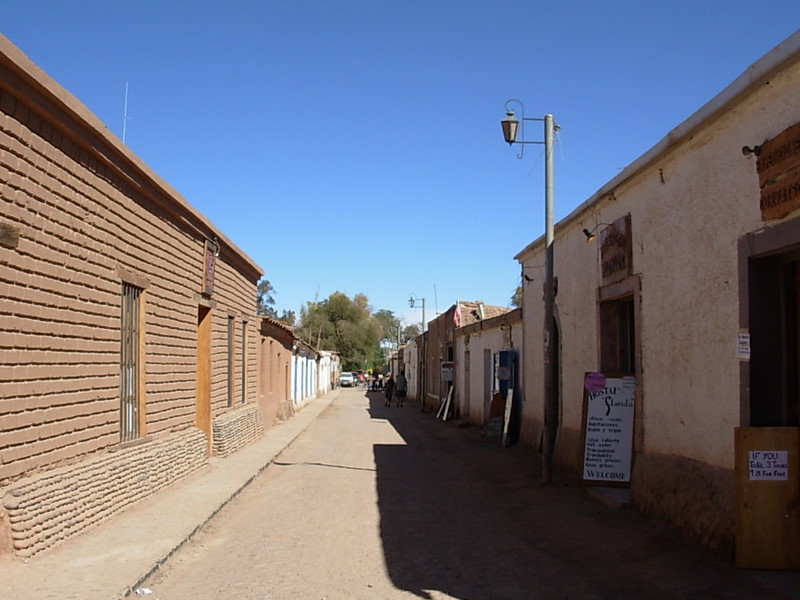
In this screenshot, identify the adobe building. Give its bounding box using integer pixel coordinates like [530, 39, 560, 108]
[454, 307, 522, 431]
[258, 316, 294, 425]
[423, 301, 511, 416]
[515, 31, 800, 557]
[0, 35, 265, 557]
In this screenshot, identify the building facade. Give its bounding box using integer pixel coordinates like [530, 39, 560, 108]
[291, 340, 319, 406]
[454, 308, 522, 430]
[0, 35, 264, 557]
[515, 31, 800, 552]
[423, 302, 511, 416]
[259, 317, 294, 424]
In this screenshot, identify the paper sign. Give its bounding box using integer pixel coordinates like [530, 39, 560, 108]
[749, 450, 789, 480]
[737, 332, 751, 360]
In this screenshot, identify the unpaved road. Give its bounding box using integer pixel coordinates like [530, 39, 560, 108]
[141, 388, 798, 599]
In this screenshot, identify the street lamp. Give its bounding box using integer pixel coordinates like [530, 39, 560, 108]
[408, 296, 426, 332]
[409, 295, 427, 411]
[501, 98, 558, 483]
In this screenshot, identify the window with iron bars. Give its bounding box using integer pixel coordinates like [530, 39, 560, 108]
[120, 283, 142, 442]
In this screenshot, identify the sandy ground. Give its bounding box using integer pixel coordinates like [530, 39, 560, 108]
[139, 388, 798, 600]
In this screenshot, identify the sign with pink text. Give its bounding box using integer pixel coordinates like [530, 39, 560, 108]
[581, 374, 636, 485]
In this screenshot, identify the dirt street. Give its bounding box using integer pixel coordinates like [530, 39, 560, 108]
[140, 388, 797, 599]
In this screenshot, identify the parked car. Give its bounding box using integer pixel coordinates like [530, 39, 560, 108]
[339, 372, 355, 387]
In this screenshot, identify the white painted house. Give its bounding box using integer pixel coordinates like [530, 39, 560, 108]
[515, 31, 800, 555]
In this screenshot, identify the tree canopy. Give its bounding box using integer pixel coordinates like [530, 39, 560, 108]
[256, 278, 295, 325]
[294, 292, 404, 370]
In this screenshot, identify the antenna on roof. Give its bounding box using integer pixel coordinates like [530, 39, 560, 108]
[122, 82, 130, 144]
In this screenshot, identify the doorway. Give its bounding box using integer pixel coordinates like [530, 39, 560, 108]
[464, 350, 471, 417]
[196, 306, 212, 453]
[749, 253, 800, 427]
[483, 349, 492, 424]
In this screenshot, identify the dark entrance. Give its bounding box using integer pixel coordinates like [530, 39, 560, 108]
[749, 250, 800, 427]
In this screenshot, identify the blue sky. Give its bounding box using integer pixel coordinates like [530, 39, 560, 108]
[3, 2, 798, 327]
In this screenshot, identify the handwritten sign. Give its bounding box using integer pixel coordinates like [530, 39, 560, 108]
[749, 450, 789, 480]
[737, 331, 751, 360]
[582, 375, 635, 484]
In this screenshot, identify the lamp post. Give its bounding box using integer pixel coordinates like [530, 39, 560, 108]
[501, 98, 558, 483]
[409, 296, 427, 411]
[408, 296, 426, 332]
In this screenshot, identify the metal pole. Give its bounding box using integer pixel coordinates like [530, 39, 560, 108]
[542, 114, 556, 483]
[421, 299, 426, 411]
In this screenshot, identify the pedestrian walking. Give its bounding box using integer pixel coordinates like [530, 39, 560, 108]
[395, 370, 407, 406]
[384, 375, 395, 407]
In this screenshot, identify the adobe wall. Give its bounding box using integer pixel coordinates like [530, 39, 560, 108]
[0, 36, 263, 486]
[0, 35, 266, 555]
[1, 428, 207, 558]
[212, 403, 264, 458]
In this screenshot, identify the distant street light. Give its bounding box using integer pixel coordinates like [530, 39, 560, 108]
[408, 295, 427, 412]
[501, 98, 558, 484]
[408, 296, 426, 332]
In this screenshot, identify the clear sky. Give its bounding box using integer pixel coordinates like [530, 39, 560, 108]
[3, 2, 798, 328]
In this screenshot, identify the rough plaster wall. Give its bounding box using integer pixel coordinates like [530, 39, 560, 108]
[632, 453, 735, 553]
[519, 58, 800, 471]
[631, 60, 800, 468]
[515, 45, 800, 551]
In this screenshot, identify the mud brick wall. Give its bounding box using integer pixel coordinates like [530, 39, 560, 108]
[0, 39, 261, 486]
[211, 403, 264, 458]
[278, 399, 295, 422]
[1, 428, 207, 558]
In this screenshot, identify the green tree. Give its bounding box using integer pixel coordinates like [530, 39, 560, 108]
[373, 309, 401, 347]
[402, 323, 421, 342]
[256, 278, 278, 318]
[511, 285, 522, 308]
[296, 291, 382, 370]
[278, 310, 296, 327]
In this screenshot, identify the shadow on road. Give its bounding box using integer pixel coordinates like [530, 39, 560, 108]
[366, 391, 799, 600]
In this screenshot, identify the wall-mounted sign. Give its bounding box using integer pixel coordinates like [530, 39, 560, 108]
[749, 450, 789, 481]
[600, 214, 632, 286]
[757, 121, 800, 221]
[737, 331, 751, 360]
[581, 373, 636, 485]
[203, 238, 217, 296]
[441, 361, 453, 382]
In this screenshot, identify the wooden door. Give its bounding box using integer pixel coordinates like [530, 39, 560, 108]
[196, 306, 212, 454]
[735, 427, 800, 569]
